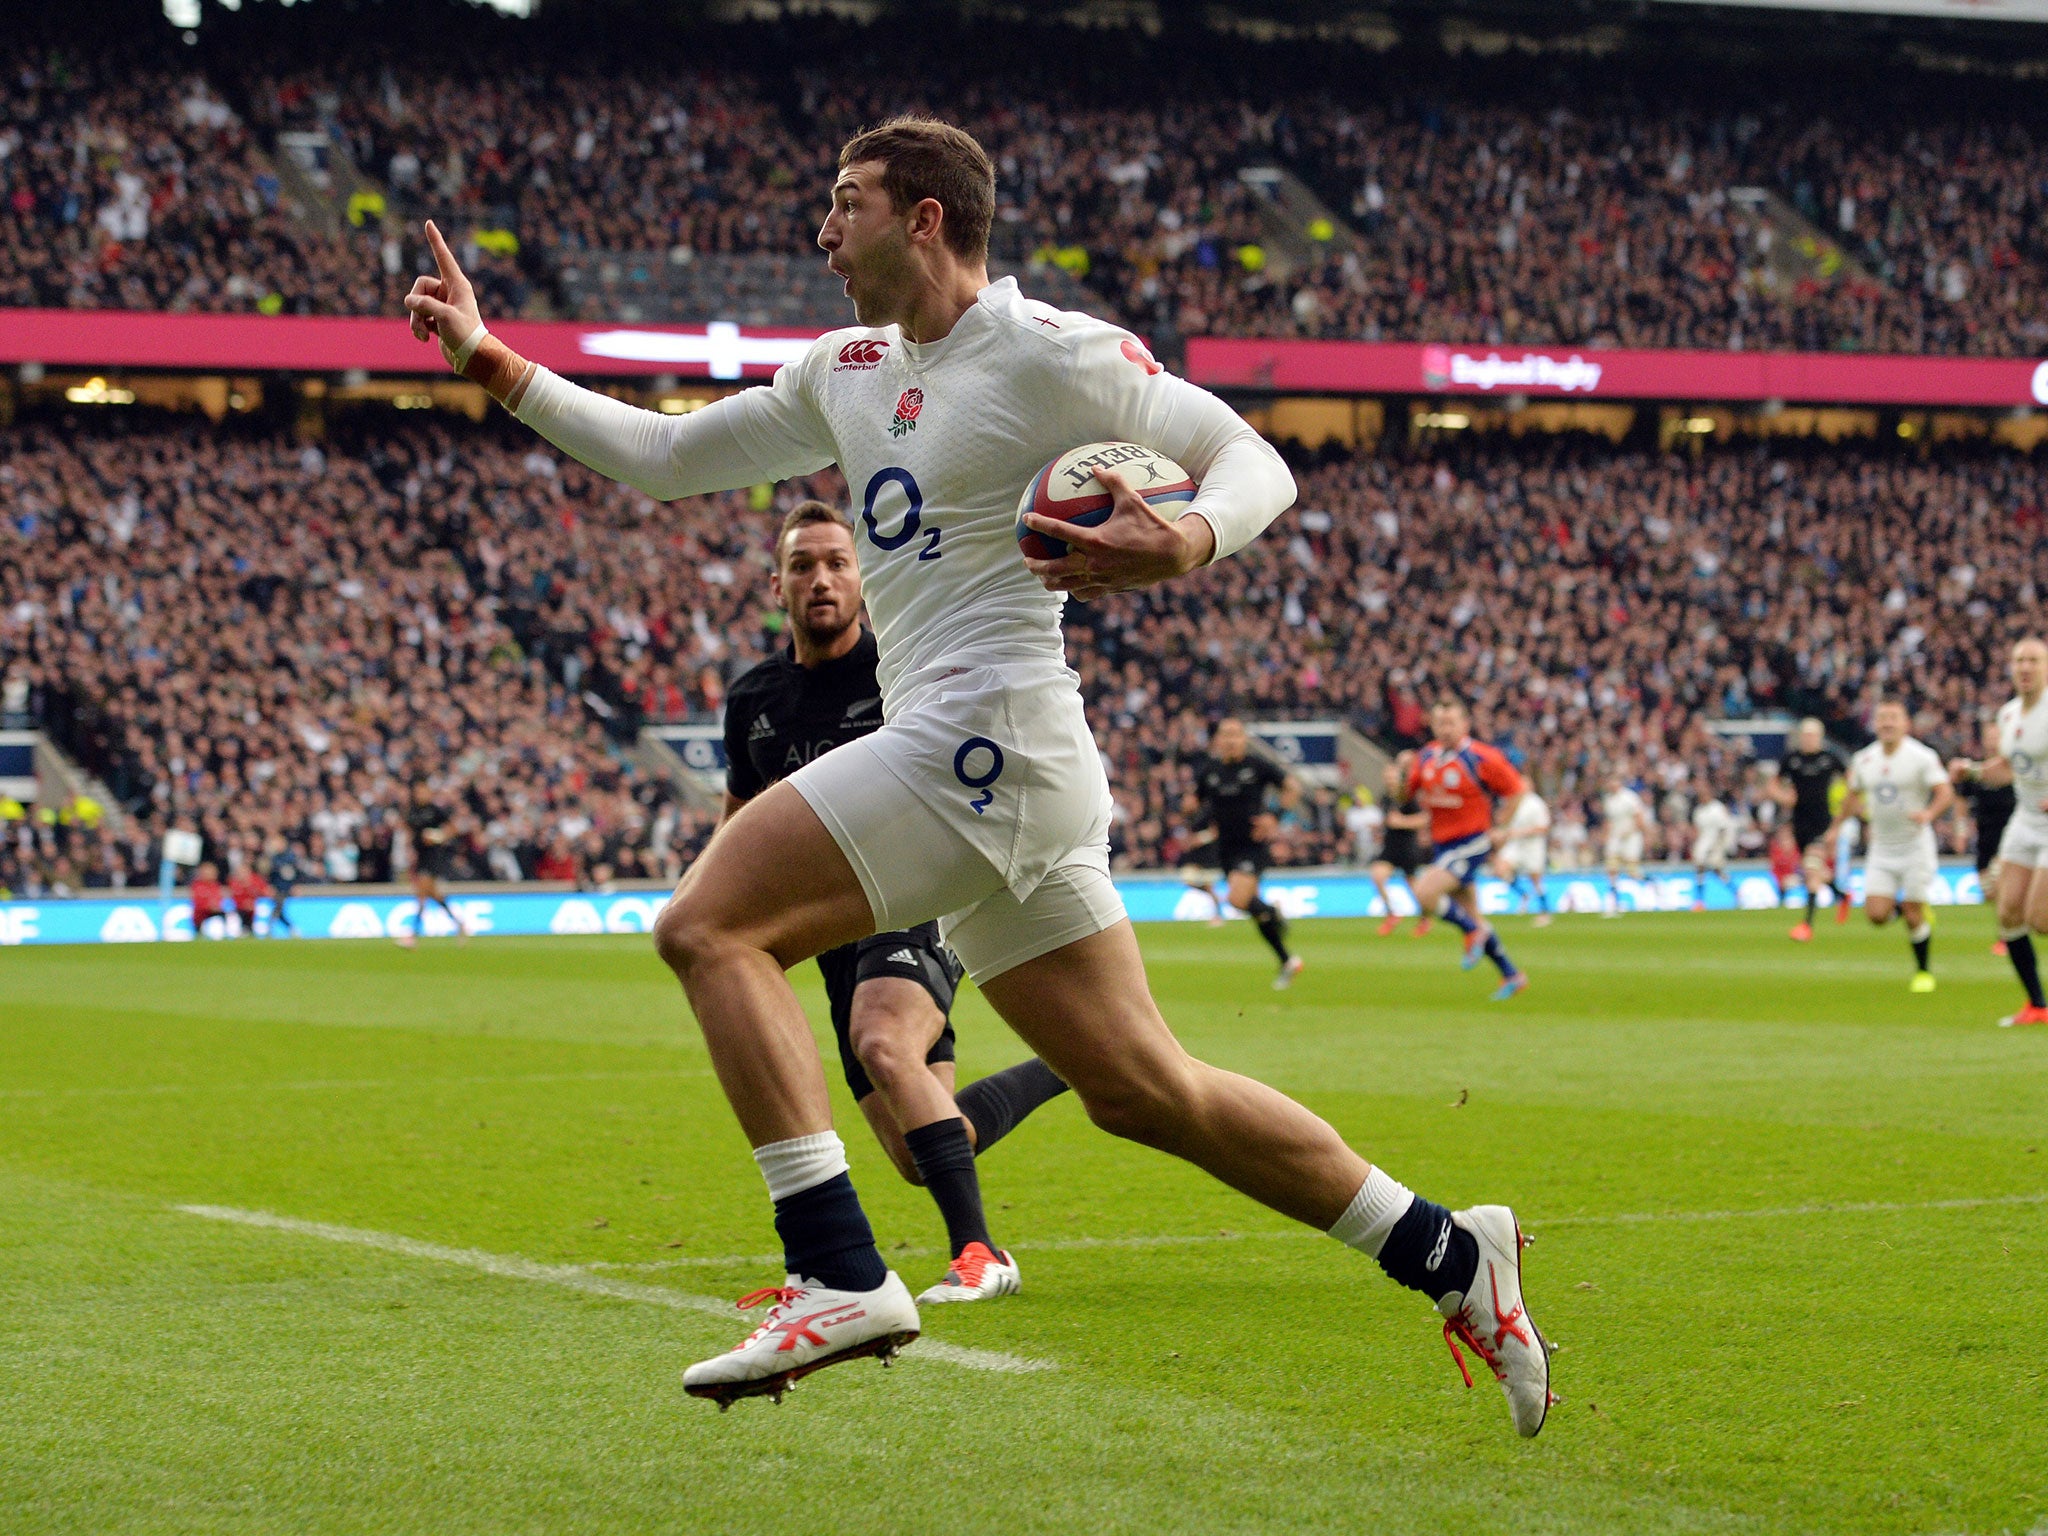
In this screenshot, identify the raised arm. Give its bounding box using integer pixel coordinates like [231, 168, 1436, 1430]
[404, 222, 832, 500]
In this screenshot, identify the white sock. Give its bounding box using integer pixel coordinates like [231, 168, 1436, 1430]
[1328, 1166, 1416, 1258]
[2002, 926, 2029, 943]
[1909, 921, 1932, 943]
[753, 1130, 848, 1203]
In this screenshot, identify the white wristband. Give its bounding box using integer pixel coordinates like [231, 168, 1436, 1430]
[445, 321, 488, 374]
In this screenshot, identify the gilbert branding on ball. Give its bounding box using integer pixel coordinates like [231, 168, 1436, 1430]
[1016, 441, 1197, 560]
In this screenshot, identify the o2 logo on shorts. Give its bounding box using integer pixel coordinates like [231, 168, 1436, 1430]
[861, 467, 942, 561]
[954, 736, 1005, 816]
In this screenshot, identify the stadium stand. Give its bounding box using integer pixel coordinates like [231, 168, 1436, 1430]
[6, 17, 2046, 355]
[1, 406, 2029, 893]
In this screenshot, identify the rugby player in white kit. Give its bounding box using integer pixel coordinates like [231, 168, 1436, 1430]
[1951, 637, 2048, 1026]
[403, 118, 1551, 1434]
[1832, 701, 1953, 992]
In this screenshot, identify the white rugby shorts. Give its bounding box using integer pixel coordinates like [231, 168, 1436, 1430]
[1996, 811, 2048, 871]
[1499, 835, 1548, 876]
[1863, 838, 1937, 904]
[1603, 832, 1645, 866]
[1690, 836, 1730, 871]
[789, 661, 1123, 984]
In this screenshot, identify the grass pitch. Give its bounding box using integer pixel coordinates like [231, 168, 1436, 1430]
[4, 911, 2045, 1536]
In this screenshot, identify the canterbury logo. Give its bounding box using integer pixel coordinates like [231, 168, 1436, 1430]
[1425, 1218, 1452, 1272]
[835, 339, 888, 370]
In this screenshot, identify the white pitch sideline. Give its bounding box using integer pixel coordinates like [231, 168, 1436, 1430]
[175, 1204, 1053, 1376]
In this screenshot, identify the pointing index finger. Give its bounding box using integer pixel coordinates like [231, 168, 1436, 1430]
[424, 220, 460, 285]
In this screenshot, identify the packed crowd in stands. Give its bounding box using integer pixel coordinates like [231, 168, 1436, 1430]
[2, 407, 2035, 894]
[5, 22, 2048, 356]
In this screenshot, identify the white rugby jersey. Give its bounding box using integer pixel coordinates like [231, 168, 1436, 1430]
[1997, 693, 2048, 826]
[1602, 787, 1647, 836]
[1506, 790, 1550, 840]
[514, 278, 1293, 703]
[1847, 736, 1946, 854]
[1690, 798, 1735, 855]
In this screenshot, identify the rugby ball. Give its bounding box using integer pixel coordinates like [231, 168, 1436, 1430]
[1016, 441, 1197, 560]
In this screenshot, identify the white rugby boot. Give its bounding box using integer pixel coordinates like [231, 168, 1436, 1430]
[1436, 1204, 1556, 1438]
[682, 1271, 920, 1409]
[916, 1241, 1021, 1304]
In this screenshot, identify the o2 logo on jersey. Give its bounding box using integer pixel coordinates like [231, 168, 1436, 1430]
[1874, 782, 1899, 804]
[862, 467, 941, 560]
[954, 736, 1005, 815]
[2016, 750, 2039, 777]
[1442, 766, 1462, 790]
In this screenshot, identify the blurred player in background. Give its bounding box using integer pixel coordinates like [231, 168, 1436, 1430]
[1690, 785, 1737, 910]
[1834, 700, 1952, 992]
[1774, 718, 1844, 942]
[1491, 784, 1553, 927]
[1599, 772, 1651, 918]
[1954, 713, 2017, 956]
[720, 500, 1067, 1301]
[398, 782, 469, 948]
[264, 834, 304, 939]
[1185, 718, 1304, 989]
[1951, 637, 2048, 1026]
[1768, 822, 1801, 908]
[1408, 698, 1528, 999]
[1371, 753, 1432, 936]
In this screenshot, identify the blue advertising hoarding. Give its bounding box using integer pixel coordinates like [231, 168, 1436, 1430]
[0, 863, 1987, 946]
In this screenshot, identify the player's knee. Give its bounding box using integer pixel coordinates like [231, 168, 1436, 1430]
[652, 894, 727, 979]
[847, 1007, 923, 1086]
[1075, 1053, 1195, 1148]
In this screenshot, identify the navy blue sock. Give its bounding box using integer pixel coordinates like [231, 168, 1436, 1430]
[772, 1172, 888, 1292]
[955, 1058, 1069, 1155]
[1482, 931, 1518, 978]
[902, 1117, 995, 1259]
[1438, 898, 1479, 936]
[1375, 1195, 1479, 1303]
[2010, 934, 2047, 1009]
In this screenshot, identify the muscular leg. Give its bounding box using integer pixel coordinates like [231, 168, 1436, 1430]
[1229, 867, 1291, 965]
[1865, 892, 1897, 926]
[848, 980, 959, 1182]
[653, 781, 873, 1148]
[1995, 861, 2047, 1010]
[979, 921, 1366, 1226]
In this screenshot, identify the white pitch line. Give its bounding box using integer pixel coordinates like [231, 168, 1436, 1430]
[590, 1190, 2048, 1272]
[174, 1204, 1052, 1375]
[3, 1069, 712, 1101]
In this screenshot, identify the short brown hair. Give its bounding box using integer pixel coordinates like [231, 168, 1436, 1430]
[776, 499, 854, 565]
[838, 117, 995, 261]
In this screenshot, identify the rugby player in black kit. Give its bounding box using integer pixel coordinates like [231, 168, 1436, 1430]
[1772, 716, 1845, 942]
[718, 500, 1068, 1303]
[1185, 718, 1304, 988]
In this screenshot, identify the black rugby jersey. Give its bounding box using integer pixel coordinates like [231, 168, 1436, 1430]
[1780, 748, 1844, 831]
[722, 630, 887, 800]
[1193, 752, 1288, 845]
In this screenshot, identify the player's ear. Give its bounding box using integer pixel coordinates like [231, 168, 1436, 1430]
[905, 195, 946, 248]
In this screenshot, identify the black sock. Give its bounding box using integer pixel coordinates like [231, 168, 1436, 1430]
[1805, 890, 1817, 923]
[1246, 897, 1291, 962]
[955, 1058, 1069, 1155]
[2009, 934, 2047, 1008]
[1375, 1195, 1479, 1303]
[772, 1171, 888, 1291]
[1482, 931, 1518, 979]
[902, 1117, 995, 1258]
[1911, 932, 1931, 971]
